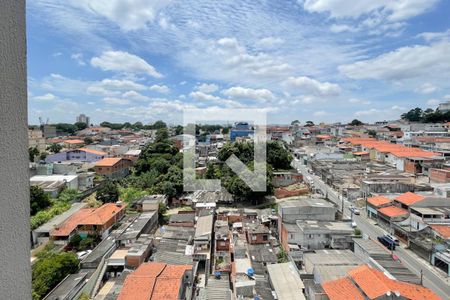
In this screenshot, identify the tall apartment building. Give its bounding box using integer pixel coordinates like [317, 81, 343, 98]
[76, 114, 90, 126]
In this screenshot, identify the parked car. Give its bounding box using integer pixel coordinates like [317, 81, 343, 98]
[350, 206, 360, 215]
[351, 221, 357, 228]
[76, 250, 92, 260]
[377, 235, 395, 250]
[385, 234, 400, 245]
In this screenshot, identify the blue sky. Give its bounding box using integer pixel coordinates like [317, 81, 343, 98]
[27, 0, 450, 125]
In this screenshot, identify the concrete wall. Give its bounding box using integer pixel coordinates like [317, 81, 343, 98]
[0, 1, 30, 298]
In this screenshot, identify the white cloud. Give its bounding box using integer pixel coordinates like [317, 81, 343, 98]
[300, 0, 438, 21]
[391, 105, 405, 110]
[71, 53, 86, 65]
[91, 50, 162, 78]
[415, 83, 438, 94]
[313, 110, 328, 117]
[102, 97, 131, 105]
[444, 95, 450, 101]
[189, 91, 241, 108]
[339, 41, 450, 80]
[256, 37, 284, 48]
[33, 93, 57, 102]
[418, 29, 450, 42]
[427, 99, 440, 106]
[283, 76, 341, 96]
[355, 108, 381, 117]
[74, 0, 172, 31]
[52, 52, 62, 57]
[330, 24, 357, 33]
[87, 79, 147, 96]
[349, 98, 371, 105]
[221, 86, 275, 102]
[149, 84, 170, 94]
[196, 83, 219, 94]
[179, 37, 293, 86]
[122, 90, 150, 101]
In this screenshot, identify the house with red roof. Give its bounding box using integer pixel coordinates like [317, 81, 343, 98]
[50, 202, 126, 241]
[367, 196, 393, 219]
[322, 264, 441, 300]
[95, 157, 132, 179]
[394, 192, 425, 210]
[117, 262, 193, 300]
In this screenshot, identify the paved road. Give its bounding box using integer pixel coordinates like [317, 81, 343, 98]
[293, 159, 450, 299]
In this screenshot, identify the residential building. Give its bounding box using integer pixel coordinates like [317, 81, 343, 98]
[43, 124, 57, 138]
[168, 213, 195, 227]
[230, 122, 254, 141]
[117, 262, 193, 300]
[123, 149, 141, 161]
[135, 194, 168, 212]
[28, 128, 46, 152]
[322, 264, 440, 300]
[30, 174, 80, 197]
[267, 262, 306, 300]
[245, 223, 270, 245]
[366, 195, 393, 219]
[76, 114, 90, 126]
[45, 148, 107, 163]
[50, 202, 127, 241]
[281, 220, 354, 251]
[94, 157, 132, 179]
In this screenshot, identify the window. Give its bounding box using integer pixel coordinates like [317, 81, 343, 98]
[252, 235, 256, 240]
[263, 235, 268, 241]
[308, 234, 314, 239]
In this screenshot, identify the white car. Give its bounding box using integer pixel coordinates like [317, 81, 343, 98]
[350, 207, 360, 215]
[76, 250, 92, 260]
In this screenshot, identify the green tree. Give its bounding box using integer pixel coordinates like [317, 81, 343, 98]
[349, 119, 363, 126]
[221, 127, 230, 134]
[132, 121, 144, 130]
[174, 125, 184, 135]
[30, 186, 51, 216]
[32, 252, 79, 300]
[291, 120, 300, 125]
[29, 147, 40, 162]
[305, 121, 314, 127]
[155, 127, 169, 143]
[96, 180, 119, 203]
[152, 120, 167, 129]
[39, 152, 48, 161]
[83, 137, 93, 145]
[367, 129, 377, 137]
[277, 248, 288, 263]
[69, 233, 82, 249]
[74, 122, 88, 131]
[48, 143, 62, 154]
[401, 107, 423, 122]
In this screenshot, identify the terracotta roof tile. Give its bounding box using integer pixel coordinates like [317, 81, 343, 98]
[322, 277, 364, 300]
[395, 192, 425, 206]
[118, 263, 192, 300]
[51, 203, 126, 237]
[431, 225, 450, 239]
[367, 196, 392, 207]
[65, 139, 84, 144]
[377, 206, 408, 218]
[348, 265, 390, 299]
[95, 157, 122, 167]
[78, 147, 107, 156]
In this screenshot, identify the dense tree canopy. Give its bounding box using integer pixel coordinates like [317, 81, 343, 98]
[30, 186, 51, 215]
[48, 143, 62, 154]
[74, 122, 88, 131]
[349, 119, 363, 126]
[401, 107, 450, 123]
[96, 180, 119, 203]
[32, 252, 79, 300]
[29, 147, 40, 162]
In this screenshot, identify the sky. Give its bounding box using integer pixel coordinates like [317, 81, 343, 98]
[27, 0, 450, 125]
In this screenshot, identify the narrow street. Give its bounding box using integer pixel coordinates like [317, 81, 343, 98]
[293, 159, 450, 299]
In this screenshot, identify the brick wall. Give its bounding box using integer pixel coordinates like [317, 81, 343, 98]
[274, 187, 309, 199]
[429, 168, 450, 183]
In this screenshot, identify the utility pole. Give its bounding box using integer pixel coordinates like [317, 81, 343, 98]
[420, 269, 423, 286]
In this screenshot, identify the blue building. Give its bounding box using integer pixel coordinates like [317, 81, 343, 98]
[230, 122, 254, 141]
